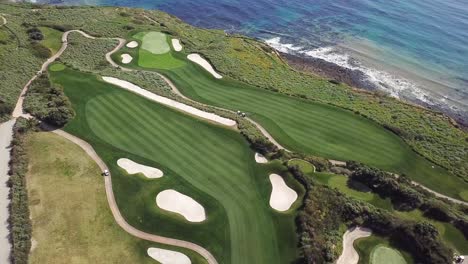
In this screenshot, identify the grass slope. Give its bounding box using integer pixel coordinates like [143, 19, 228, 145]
[39, 26, 62, 55]
[118, 32, 467, 200]
[26, 132, 207, 264]
[50, 68, 302, 264]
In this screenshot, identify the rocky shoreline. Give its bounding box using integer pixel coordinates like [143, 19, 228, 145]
[282, 52, 468, 129]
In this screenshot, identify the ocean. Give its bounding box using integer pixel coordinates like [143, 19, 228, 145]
[44, 0, 468, 121]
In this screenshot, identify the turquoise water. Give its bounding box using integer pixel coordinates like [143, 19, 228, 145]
[51, 0, 468, 119]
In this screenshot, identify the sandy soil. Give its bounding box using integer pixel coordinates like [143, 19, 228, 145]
[268, 174, 297, 211]
[255, 153, 268, 164]
[117, 158, 163, 178]
[337, 226, 372, 264]
[120, 54, 133, 64]
[156, 190, 206, 222]
[147, 247, 191, 264]
[0, 120, 14, 263]
[126, 41, 138, 48]
[101, 77, 236, 127]
[172, 39, 182, 52]
[187, 54, 223, 79]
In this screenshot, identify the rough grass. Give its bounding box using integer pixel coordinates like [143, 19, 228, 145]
[395, 210, 468, 254]
[26, 131, 207, 264]
[121, 45, 467, 200]
[288, 159, 315, 174]
[38, 26, 62, 54]
[312, 172, 394, 211]
[50, 68, 302, 264]
[355, 235, 413, 264]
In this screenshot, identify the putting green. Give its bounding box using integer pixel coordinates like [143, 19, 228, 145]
[49, 62, 65, 72]
[119, 48, 467, 201]
[132, 31, 185, 69]
[138, 31, 170, 54]
[370, 246, 406, 264]
[50, 67, 302, 264]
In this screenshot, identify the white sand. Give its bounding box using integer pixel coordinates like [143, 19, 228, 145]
[172, 39, 183, 52]
[337, 227, 372, 264]
[0, 120, 14, 263]
[269, 174, 298, 211]
[255, 153, 268, 164]
[121, 53, 133, 64]
[156, 189, 206, 222]
[102, 77, 236, 127]
[147, 247, 191, 264]
[117, 158, 163, 179]
[126, 41, 138, 48]
[187, 54, 223, 79]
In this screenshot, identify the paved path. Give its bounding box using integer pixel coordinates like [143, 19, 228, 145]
[0, 120, 14, 264]
[336, 226, 372, 264]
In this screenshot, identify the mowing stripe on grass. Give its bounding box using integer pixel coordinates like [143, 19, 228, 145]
[52, 68, 299, 264]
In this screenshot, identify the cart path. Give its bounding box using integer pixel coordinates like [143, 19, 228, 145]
[12, 30, 218, 264]
[50, 128, 218, 264]
[336, 226, 372, 264]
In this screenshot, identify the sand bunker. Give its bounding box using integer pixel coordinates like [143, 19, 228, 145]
[187, 54, 222, 79]
[255, 153, 268, 163]
[102, 77, 236, 127]
[337, 227, 372, 264]
[172, 39, 182, 52]
[147, 247, 191, 264]
[117, 158, 163, 179]
[269, 174, 297, 211]
[126, 41, 138, 48]
[156, 189, 206, 222]
[121, 54, 133, 64]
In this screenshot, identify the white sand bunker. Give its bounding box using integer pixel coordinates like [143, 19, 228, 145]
[102, 77, 236, 127]
[172, 39, 182, 52]
[255, 153, 268, 163]
[337, 227, 372, 264]
[126, 41, 139, 48]
[121, 53, 133, 64]
[187, 54, 222, 79]
[156, 189, 206, 222]
[117, 158, 163, 179]
[269, 174, 298, 211]
[147, 247, 191, 264]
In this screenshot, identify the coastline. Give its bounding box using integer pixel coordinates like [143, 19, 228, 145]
[281, 52, 468, 129]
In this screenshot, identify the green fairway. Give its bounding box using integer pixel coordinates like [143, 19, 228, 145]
[355, 235, 413, 264]
[39, 26, 62, 54]
[117, 32, 467, 200]
[370, 246, 407, 264]
[50, 68, 302, 264]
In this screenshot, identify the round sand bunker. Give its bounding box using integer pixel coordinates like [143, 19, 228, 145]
[121, 54, 133, 64]
[255, 153, 268, 163]
[269, 174, 298, 211]
[147, 247, 191, 264]
[117, 158, 163, 178]
[172, 39, 183, 52]
[126, 41, 138, 48]
[156, 190, 206, 222]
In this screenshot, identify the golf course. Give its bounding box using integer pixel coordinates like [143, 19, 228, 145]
[113, 31, 468, 201]
[49, 66, 304, 264]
